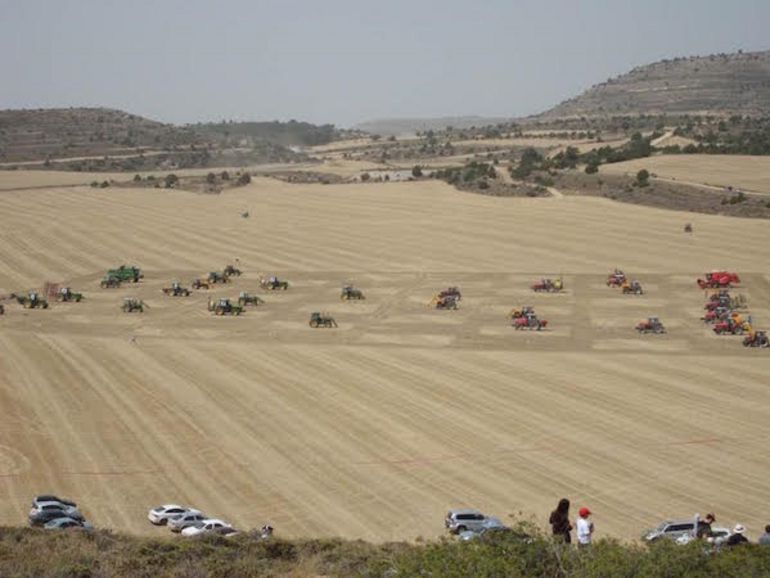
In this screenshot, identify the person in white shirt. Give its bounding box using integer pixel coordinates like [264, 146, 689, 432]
[576, 507, 594, 546]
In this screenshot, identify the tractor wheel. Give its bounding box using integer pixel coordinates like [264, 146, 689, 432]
[310, 320, 319, 328]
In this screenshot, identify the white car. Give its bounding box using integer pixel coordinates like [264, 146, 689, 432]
[147, 505, 201, 526]
[181, 518, 232, 537]
[167, 512, 207, 533]
[30, 501, 80, 518]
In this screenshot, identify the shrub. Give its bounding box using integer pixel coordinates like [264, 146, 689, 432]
[585, 162, 599, 174]
[236, 173, 252, 186]
[133, 174, 142, 182]
[164, 174, 179, 188]
[636, 169, 650, 187]
[412, 165, 423, 178]
[220, 171, 230, 181]
[206, 172, 216, 184]
[360, 173, 370, 182]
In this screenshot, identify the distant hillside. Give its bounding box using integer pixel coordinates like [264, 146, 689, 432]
[0, 108, 200, 163]
[354, 116, 514, 137]
[540, 50, 770, 119]
[193, 120, 341, 147]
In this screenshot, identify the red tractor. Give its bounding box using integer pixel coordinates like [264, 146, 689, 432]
[607, 269, 626, 287]
[513, 313, 547, 330]
[532, 278, 563, 293]
[438, 287, 462, 301]
[697, 271, 740, 289]
[636, 317, 666, 334]
[702, 307, 731, 324]
[713, 317, 751, 335]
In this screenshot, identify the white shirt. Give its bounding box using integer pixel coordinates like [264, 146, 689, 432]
[576, 517, 593, 544]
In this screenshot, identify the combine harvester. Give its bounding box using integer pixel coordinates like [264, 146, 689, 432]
[108, 265, 143, 283]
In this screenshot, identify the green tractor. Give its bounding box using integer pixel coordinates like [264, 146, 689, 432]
[100, 275, 122, 288]
[223, 264, 242, 277]
[121, 298, 144, 313]
[107, 265, 143, 283]
[56, 287, 83, 302]
[309, 312, 337, 328]
[207, 271, 230, 284]
[13, 292, 49, 309]
[238, 292, 264, 307]
[208, 298, 244, 316]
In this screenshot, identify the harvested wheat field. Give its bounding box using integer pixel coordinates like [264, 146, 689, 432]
[1, 174, 770, 543]
[600, 154, 770, 194]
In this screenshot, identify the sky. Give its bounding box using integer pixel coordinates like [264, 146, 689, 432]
[1, 0, 768, 127]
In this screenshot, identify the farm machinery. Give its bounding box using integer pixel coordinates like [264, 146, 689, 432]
[207, 271, 230, 284]
[13, 292, 48, 309]
[607, 269, 627, 287]
[223, 264, 242, 277]
[108, 265, 143, 283]
[531, 278, 563, 293]
[340, 285, 365, 300]
[259, 276, 289, 291]
[430, 294, 459, 310]
[743, 330, 769, 348]
[508, 306, 535, 320]
[622, 280, 644, 295]
[121, 298, 144, 313]
[309, 312, 337, 328]
[238, 292, 264, 307]
[697, 271, 740, 289]
[512, 312, 547, 330]
[56, 287, 83, 302]
[208, 298, 244, 316]
[191, 278, 210, 290]
[635, 317, 666, 334]
[162, 282, 191, 297]
[713, 316, 752, 335]
[100, 275, 122, 288]
[704, 291, 746, 311]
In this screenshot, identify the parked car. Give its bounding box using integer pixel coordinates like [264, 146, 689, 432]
[44, 517, 93, 530]
[458, 517, 508, 541]
[167, 512, 207, 533]
[643, 519, 730, 544]
[29, 501, 80, 520]
[213, 526, 239, 538]
[445, 509, 492, 534]
[32, 495, 77, 509]
[30, 507, 85, 527]
[181, 519, 232, 537]
[148, 505, 201, 526]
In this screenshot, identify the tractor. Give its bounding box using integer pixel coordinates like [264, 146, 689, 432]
[743, 330, 769, 348]
[508, 306, 535, 320]
[713, 317, 751, 335]
[513, 313, 547, 330]
[430, 294, 459, 310]
[702, 307, 732, 324]
[684, 223, 693, 233]
[121, 298, 144, 313]
[56, 287, 83, 302]
[607, 269, 626, 287]
[340, 285, 365, 300]
[208, 298, 243, 316]
[13, 292, 49, 309]
[697, 271, 740, 289]
[636, 317, 666, 334]
[107, 265, 143, 283]
[100, 275, 121, 289]
[207, 271, 230, 284]
[622, 280, 644, 295]
[532, 278, 563, 293]
[438, 287, 462, 301]
[238, 292, 264, 307]
[309, 312, 337, 328]
[259, 276, 289, 291]
[191, 278, 210, 290]
[223, 264, 242, 277]
[162, 282, 191, 297]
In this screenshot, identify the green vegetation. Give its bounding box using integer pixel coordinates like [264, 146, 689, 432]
[435, 161, 496, 185]
[636, 169, 650, 187]
[2, 525, 770, 577]
[195, 119, 339, 147]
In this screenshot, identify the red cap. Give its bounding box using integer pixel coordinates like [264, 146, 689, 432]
[579, 507, 591, 517]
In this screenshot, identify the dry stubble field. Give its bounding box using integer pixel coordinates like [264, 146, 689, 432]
[1, 173, 770, 542]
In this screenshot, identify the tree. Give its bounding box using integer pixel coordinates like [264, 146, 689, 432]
[412, 165, 423, 178]
[636, 169, 650, 187]
[164, 174, 179, 188]
[585, 162, 599, 174]
[206, 172, 216, 184]
[133, 174, 142, 182]
[360, 172, 370, 182]
[236, 173, 251, 186]
[220, 171, 230, 181]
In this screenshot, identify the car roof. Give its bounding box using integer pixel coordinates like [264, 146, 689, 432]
[448, 508, 484, 516]
[201, 518, 229, 525]
[36, 501, 69, 508]
[159, 504, 186, 510]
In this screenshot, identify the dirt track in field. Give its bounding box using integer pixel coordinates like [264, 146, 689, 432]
[1, 174, 770, 542]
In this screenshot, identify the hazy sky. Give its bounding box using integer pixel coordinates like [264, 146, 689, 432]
[1, 0, 768, 127]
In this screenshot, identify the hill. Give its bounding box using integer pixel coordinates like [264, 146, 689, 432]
[193, 119, 343, 148]
[353, 116, 513, 137]
[539, 50, 770, 120]
[0, 108, 201, 163]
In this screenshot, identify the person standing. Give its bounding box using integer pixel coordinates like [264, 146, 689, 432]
[758, 525, 770, 545]
[549, 498, 573, 543]
[697, 513, 716, 539]
[576, 507, 594, 547]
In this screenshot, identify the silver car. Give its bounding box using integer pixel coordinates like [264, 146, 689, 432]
[458, 517, 508, 541]
[168, 512, 207, 533]
[445, 509, 490, 534]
